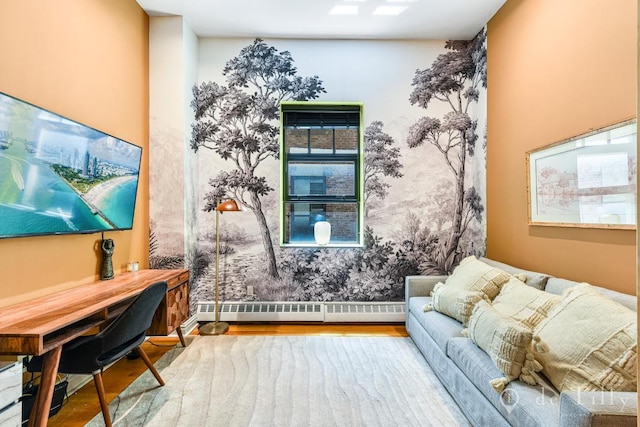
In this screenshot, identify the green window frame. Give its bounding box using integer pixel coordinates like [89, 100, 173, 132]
[280, 102, 364, 247]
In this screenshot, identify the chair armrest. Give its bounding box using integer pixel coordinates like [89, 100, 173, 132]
[559, 391, 637, 427]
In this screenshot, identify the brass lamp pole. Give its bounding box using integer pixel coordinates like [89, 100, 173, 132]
[199, 198, 241, 336]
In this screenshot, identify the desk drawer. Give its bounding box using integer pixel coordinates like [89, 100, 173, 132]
[167, 281, 189, 328]
[148, 278, 190, 336]
[167, 271, 189, 289]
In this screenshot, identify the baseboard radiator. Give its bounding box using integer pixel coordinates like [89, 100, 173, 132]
[196, 301, 405, 323]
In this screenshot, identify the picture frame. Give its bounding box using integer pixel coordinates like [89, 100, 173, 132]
[526, 119, 637, 229]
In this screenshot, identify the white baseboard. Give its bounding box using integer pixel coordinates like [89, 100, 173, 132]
[176, 314, 198, 337]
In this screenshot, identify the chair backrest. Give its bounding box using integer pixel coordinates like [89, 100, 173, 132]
[96, 280, 167, 353]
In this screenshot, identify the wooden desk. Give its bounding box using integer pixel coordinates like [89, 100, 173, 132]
[0, 269, 189, 427]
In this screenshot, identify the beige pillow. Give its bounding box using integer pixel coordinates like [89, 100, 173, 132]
[492, 276, 561, 329]
[424, 282, 485, 326]
[467, 300, 542, 392]
[533, 283, 637, 392]
[445, 256, 510, 300]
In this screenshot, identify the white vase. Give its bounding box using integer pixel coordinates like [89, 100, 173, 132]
[314, 221, 331, 245]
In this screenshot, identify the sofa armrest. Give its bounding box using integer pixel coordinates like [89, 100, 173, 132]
[559, 391, 637, 427]
[405, 275, 447, 299]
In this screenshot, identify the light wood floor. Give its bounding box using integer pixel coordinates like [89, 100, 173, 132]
[45, 323, 407, 426]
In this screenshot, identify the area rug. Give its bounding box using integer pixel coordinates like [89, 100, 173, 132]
[87, 336, 469, 426]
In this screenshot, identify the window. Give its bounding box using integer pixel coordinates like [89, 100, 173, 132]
[280, 102, 364, 246]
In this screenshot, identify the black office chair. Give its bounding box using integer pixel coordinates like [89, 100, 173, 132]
[27, 280, 168, 427]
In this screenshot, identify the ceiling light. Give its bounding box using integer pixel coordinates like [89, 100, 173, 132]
[330, 5, 359, 15]
[372, 5, 408, 15]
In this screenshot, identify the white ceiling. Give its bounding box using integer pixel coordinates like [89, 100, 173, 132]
[136, 0, 507, 40]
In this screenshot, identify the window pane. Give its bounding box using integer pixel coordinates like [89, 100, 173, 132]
[291, 175, 326, 196]
[309, 129, 333, 154]
[288, 162, 356, 197]
[335, 128, 358, 154]
[284, 202, 358, 244]
[285, 128, 308, 153]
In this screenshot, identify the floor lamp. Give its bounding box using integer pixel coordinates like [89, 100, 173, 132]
[199, 198, 241, 336]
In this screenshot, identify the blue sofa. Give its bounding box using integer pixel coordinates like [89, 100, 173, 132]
[405, 257, 637, 427]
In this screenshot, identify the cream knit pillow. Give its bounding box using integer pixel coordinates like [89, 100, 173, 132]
[424, 282, 485, 326]
[467, 300, 543, 393]
[533, 283, 637, 392]
[492, 276, 561, 329]
[444, 256, 510, 300]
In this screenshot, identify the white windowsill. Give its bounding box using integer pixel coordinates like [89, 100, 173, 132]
[281, 243, 364, 249]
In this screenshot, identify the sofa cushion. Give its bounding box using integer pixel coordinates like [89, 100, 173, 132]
[407, 314, 513, 426]
[545, 277, 637, 312]
[492, 275, 561, 329]
[533, 283, 637, 392]
[447, 337, 560, 426]
[480, 257, 550, 290]
[592, 284, 637, 312]
[408, 296, 464, 354]
[467, 300, 538, 391]
[429, 283, 485, 326]
[445, 256, 510, 300]
[447, 337, 505, 395]
[543, 277, 580, 296]
[408, 296, 431, 317]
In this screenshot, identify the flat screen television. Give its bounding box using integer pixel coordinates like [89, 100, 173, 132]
[0, 92, 142, 239]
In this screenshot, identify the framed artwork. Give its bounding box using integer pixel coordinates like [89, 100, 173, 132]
[527, 119, 637, 229]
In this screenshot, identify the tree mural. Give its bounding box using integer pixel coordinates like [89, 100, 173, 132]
[407, 29, 486, 273]
[281, 226, 405, 302]
[149, 222, 184, 270]
[363, 121, 403, 217]
[190, 38, 325, 279]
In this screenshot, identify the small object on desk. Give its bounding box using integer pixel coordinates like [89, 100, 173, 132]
[100, 238, 115, 280]
[127, 261, 139, 272]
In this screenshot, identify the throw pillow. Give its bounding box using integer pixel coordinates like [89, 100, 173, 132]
[532, 283, 637, 392]
[424, 282, 485, 326]
[492, 276, 561, 329]
[467, 300, 542, 393]
[444, 256, 510, 300]
[479, 257, 550, 290]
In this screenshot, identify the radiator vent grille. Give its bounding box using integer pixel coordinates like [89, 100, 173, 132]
[324, 302, 404, 322]
[325, 303, 405, 314]
[221, 303, 323, 313]
[197, 301, 404, 323]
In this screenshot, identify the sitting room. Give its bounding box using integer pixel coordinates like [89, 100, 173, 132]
[0, 0, 637, 426]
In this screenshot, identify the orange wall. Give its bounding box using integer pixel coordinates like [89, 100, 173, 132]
[487, 0, 637, 294]
[0, 0, 149, 307]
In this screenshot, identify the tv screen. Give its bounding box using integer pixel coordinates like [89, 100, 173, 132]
[0, 92, 142, 239]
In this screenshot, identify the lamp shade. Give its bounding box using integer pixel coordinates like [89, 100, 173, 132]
[314, 221, 331, 245]
[216, 199, 241, 212]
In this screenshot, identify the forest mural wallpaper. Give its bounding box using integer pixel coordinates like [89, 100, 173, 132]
[149, 30, 488, 312]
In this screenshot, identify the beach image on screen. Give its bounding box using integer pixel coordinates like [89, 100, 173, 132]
[0, 92, 142, 238]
